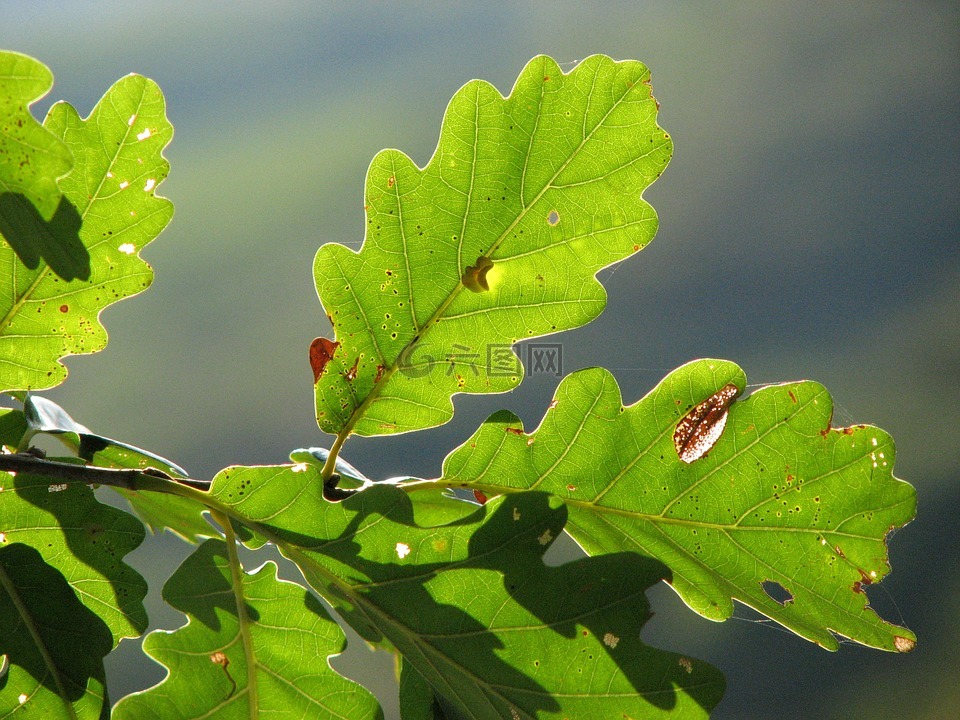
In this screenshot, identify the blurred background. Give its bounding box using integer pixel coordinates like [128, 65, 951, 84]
[3, 2, 958, 717]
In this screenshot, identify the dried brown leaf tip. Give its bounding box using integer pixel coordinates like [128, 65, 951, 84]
[674, 383, 741, 463]
[309, 337, 339, 383]
[462, 256, 494, 293]
[894, 635, 916, 653]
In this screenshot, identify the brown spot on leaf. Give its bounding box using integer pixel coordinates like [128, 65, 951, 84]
[853, 568, 874, 594]
[387, 175, 395, 188]
[462, 256, 494, 293]
[473, 489, 488, 505]
[59, 305, 68, 313]
[345, 357, 360, 382]
[505, 427, 524, 436]
[674, 384, 740, 463]
[788, 390, 797, 403]
[309, 338, 339, 383]
[374, 364, 386, 383]
[894, 636, 916, 653]
[210, 651, 236, 696]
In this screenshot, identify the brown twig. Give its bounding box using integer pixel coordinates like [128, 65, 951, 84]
[0, 452, 212, 491]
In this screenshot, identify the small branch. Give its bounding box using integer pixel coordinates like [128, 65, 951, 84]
[0, 453, 212, 492]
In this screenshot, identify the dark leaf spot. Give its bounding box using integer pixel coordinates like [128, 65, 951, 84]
[461, 256, 494, 293]
[309, 337, 339, 383]
[674, 384, 740, 463]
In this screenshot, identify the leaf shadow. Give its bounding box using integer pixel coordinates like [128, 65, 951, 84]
[0, 543, 112, 705]
[11, 474, 147, 638]
[0, 192, 90, 282]
[260, 486, 723, 717]
[160, 539, 260, 632]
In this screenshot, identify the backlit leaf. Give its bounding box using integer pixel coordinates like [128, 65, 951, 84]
[0, 471, 147, 645]
[209, 465, 724, 718]
[0, 543, 112, 719]
[434, 360, 917, 652]
[313, 54, 671, 436]
[0, 405, 27, 448]
[0, 73, 173, 393]
[113, 539, 383, 720]
[20, 394, 210, 541]
[0, 50, 72, 220]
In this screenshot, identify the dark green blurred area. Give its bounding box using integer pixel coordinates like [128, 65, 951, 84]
[3, 2, 958, 718]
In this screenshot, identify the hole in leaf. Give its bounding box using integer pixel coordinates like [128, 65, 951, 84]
[761, 579, 794, 606]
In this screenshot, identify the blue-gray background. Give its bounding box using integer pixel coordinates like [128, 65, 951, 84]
[4, 2, 958, 718]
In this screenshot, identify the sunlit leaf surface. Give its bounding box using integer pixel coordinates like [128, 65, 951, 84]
[313, 54, 672, 436]
[0, 73, 173, 392]
[113, 539, 383, 720]
[0, 50, 72, 220]
[436, 360, 917, 652]
[210, 465, 724, 718]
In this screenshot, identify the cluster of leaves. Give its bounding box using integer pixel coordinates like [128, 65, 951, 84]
[0, 50, 916, 719]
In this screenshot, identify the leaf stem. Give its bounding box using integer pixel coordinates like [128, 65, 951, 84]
[319, 431, 348, 483]
[214, 511, 259, 718]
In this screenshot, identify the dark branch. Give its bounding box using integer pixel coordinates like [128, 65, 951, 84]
[0, 453, 212, 491]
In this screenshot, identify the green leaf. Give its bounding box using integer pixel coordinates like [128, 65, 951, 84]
[313, 54, 671, 436]
[18, 394, 210, 541]
[0, 51, 72, 220]
[0, 50, 88, 283]
[23, 394, 188, 476]
[210, 466, 724, 718]
[0, 543, 112, 719]
[0, 406, 27, 448]
[435, 360, 917, 652]
[0, 73, 173, 393]
[0, 471, 147, 645]
[398, 659, 451, 720]
[113, 539, 383, 720]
